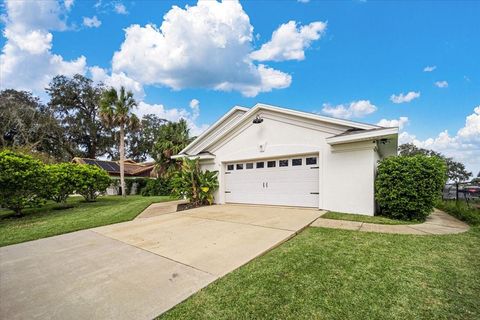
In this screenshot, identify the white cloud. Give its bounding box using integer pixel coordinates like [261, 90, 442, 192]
[135, 101, 209, 136]
[390, 91, 420, 104]
[0, 0, 86, 94]
[111, 0, 293, 97]
[114, 3, 128, 15]
[400, 106, 480, 174]
[250, 20, 326, 61]
[297, 0, 310, 3]
[83, 16, 102, 28]
[89, 66, 144, 98]
[423, 65, 436, 72]
[321, 100, 377, 119]
[435, 80, 448, 88]
[64, 0, 74, 10]
[377, 117, 409, 129]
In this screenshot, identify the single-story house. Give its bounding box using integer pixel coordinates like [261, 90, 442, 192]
[173, 103, 398, 215]
[72, 158, 156, 195]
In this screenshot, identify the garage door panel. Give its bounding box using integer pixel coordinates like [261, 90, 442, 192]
[225, 155, 319, 208]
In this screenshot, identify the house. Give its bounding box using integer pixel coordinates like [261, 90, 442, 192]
[72, 158, 156, 195]
[173, 103, 398, 215]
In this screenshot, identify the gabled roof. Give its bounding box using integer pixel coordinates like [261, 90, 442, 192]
[326, 127, 398, 145]
[179, 103, 380, 156]
[72, 157, 156, 177]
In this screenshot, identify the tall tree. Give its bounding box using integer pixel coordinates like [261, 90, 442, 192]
[153, 119, 194, 176]
[0, 89, 67, 161]
[100, 86, 139, 197]
[47, 74, 113, 158]
[127, 114, 166, 162]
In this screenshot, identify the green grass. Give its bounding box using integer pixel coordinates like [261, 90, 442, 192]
[159, 227, 480, 320]
[321, 211, 418, 225]
[0, 195, 173, 247]
[436, 200, 480, 226]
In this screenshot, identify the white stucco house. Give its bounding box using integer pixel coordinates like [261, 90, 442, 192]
[173, 103, 398, 215]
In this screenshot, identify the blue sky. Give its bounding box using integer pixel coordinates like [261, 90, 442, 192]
[1, 0, 479, 173]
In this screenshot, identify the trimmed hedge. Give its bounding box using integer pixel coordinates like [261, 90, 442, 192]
[376, 155, 447, 221]
[141, 178, 172, 196]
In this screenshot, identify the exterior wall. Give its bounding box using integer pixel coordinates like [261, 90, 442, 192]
[198, 112, 381, 216]
[322, 141, 376, 215]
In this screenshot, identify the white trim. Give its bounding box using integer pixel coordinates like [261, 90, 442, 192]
[326, 127, 398, 145]
[179, 106, 249, 155]
[171, 154, 215, 160]
[179, 103, 380, 157]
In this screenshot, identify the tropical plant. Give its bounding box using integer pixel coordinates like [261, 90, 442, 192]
[153, 119, 194, 177]
[46, 163, 80, 205]
[99, 86, 139, 197]
[171, 157, 218, 206]
[0, 150, 49, 216]
[376, 155, 447, 221]
[127, 114, 166, 162]
[74, 165, 111, 202]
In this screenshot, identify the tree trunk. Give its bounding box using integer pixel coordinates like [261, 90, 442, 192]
[120, 124, 126, 198]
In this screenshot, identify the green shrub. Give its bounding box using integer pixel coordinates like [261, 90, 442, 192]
[171, 158, 218, 206]
[141, 178, 172, 196]
[435, 200, 480, 226]
[375, 155, 447, 221]
[46, 163, 79, 204]
[0, 150, 49, 216]
[74, 164, 111, 202]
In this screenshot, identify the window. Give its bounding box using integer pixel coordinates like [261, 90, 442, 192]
[279, 159, 288, 167]
[236, 163, 243, 170]
[292, 158, 302, 166]
[267, 160, 276, 168]
[256, 162, 264, 169]
[306, 157, 317, 165]
[246, 163, 254, 169]
[227, 164, 234, 171]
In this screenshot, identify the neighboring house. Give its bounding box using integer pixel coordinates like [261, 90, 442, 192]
[173, 103, 398, 215]
[72, 158, 156, 195]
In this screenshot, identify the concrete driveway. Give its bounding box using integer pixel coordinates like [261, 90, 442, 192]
[0, 204, 320, 320]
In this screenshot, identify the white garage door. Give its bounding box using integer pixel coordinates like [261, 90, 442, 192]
[224, 155, 319, 207]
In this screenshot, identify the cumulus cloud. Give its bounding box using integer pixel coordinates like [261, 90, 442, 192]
[114, 2, 128, 14]
[250, 20, 326, 61]
[111, 0, 295, 97]
[321, 100, 377, 119]
[89, 66, 144, 98]
[83, 16, 102, 28]
[135, 100, 209, 136]
[64, 0, 74, 10]
[423, 65, 436, 72]
[377, 117, 409, 129]
[400, 106, 480, 174]
[390, 91, 420, 104]
[435, 80, 448, 88]
[0, 0, 86, 94]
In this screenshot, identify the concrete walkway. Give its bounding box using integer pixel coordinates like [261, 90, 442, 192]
[0, 204, 320, 320]
[311, 209, 469, 235]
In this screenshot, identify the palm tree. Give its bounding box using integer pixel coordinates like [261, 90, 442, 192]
[100, 86, 139, 197]
[153, 119, 194, 177]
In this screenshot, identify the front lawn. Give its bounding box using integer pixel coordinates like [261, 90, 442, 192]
[159, 226, 480, 320]
[321, 211, 418, 225]
[0, 195, 173, 247]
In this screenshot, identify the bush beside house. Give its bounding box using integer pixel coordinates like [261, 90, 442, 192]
[376, 155, 447, 221]
[171, 158, 219, 206]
